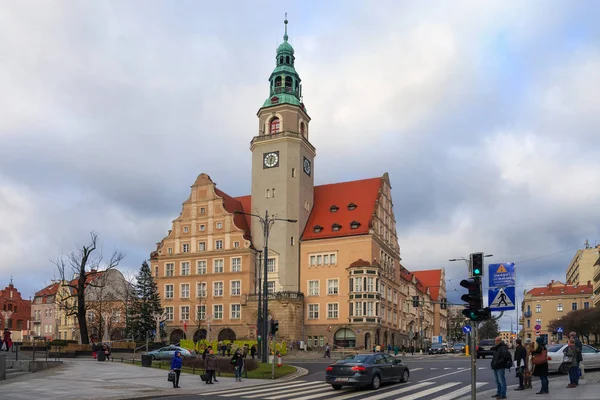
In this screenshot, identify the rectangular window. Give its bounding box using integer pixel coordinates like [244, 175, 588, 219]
[214, 305, 223, 319]
[164, 307, 174, 321]
[290, 236, 295, 246]
[536, 304, 541, 313]
[366, 277, 374, 292]
[180, 284, 190, 299]
[216, 240, 223, 250]
[198, 242, 206, 251]
[310, 256, 316, 266]
[536, 318, 541, 326]
[308, 304, 319, 319]
[354, 302, 363, 317]
[317, 255, 322, 265]
[308, 280, 319, 296]
[168, 248, 173, 254]
[233, 241, 240, 248]
[324, 254, 329, 264]
[197, 260, 207, 275]
[216, 222, 223, 229]
[181, 262, 190, 276]
[292, 168, 295, 177]
[231, 304, 241, 319]
[584, 302, 590, 309]
[267, 281, 275, 294]
[327, 303, 339, 319]
[268, 258, 276, 272]
[165, 284, 174, 299]
[197, 282, 207, 298]
[182, 243, 189, 253]
[266, 189, 271, 198]
[200, 207, 206, 214]
[272, 188, 275, 197]
[327, 279, 339, 295]
[354, 278, 363, 292]
[366, 302, 374, 316]
[181, 306, 190, 320]
[231, 280, 241, 296]
[166, 263, 174, 277]
[197, 305, 206, 321]
[527, 319, 530, 328]
[572, 303, 577, 311]
[200, 224, 206, 231]
[231, 257, 241, 272]
[183, 226, 189, 233]
[319, 336, 324, 347]
[214, 259, 224, 273]
[154, 266, 159, 278]
[213, 282, 224, 297]
[557, 303, 563, 312]
[330, 254, 336, 264]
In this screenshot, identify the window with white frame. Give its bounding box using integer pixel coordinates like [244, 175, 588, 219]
[180, 284, 190, 299]
[197, 260, 207, 275]
[327, 303, 339, 319]
[181, 262, 190, 276]
[233, 241, 240, 248]
[231, 257, 241, 272]
[536, 304, 541, 313]
[267, 281, 275, 293]
[166, 263, 174, 277]
[183, 226, 189, 233]
[168, 248, 173, 254]
[557, 303, 563, 312]
[327, 279, 339, 295]
[200, 224, 206, 232]
[354, 302, 363, 317]
[268, 258, 276, 272]
[231, 304, 241, 319]
[200, 207, 206, 214]
[214, 259, 224, 273]
[165, 284, 174, 299]
[366, 277, 375, 292]
[213, 305, 223, 319]
[164, 307, 174, 321]
[196, 305, 206, 320]
[366, 302, 374, 316]
[231, 280, 241, 296]
[215, 240, 223, 250]
[154, 266, 159, 278]
[536, 318, 541, 326]
[182, 243, 189, 253]
[197, 282, 207, 298]
[309, 252, 337, 266]
[354, 277, 363, 292]
[180, 306, 190, 320]
[308, 304, 319, 319]
[198, 242, 206, 251]
[213, 282, 224, 297]
[216, 222, 223, 229]
[308, 280, 320, 296]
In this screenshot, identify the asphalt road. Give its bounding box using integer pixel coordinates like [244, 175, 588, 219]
[152, 354, 521, 400]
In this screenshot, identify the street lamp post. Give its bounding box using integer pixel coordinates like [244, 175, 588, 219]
[255, 250, 263, 357]
[235, 210, 297, 363]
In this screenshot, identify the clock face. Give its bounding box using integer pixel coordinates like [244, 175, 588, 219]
[263, 152, 279, 168]
[303, 157, 311, 176]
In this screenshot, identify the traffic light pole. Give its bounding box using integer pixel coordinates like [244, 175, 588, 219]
[471, 323, 477, 400]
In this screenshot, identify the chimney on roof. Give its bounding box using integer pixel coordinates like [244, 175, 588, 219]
[90, 269, 97, 273]
[588, 280, 592, 288]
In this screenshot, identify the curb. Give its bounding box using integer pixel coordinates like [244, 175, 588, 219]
[277, 365, 309, 382]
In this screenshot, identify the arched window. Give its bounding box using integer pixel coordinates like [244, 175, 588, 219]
[334, 328, 356, 348]
[285, 56, 290, 64]
[279, 56, 283, 65]
[300, 122, 306, 136]
[274, 76, 282, 87]
[285, 76, 293, 88]
[269, 117, 280, 134]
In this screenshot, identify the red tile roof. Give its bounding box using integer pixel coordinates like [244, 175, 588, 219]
[215, 189, 251, 240]
[412, 270, 443, 301]
[527, 281, 593, 297]
[302, 177, 382, 240]
[34, 282, 60, 303]
[349, 259, 371, 268]
[234, 195, 252, 234]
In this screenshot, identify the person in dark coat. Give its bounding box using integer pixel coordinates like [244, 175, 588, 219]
[490, 337, 511, 399]
[231, 348, 245, 382]
[532, 337, 549, 394]
[204, 347, 218, 384]
[569, 331, 583, 385]
[170, 350, 183, 388]
[513, 338, 527, 391]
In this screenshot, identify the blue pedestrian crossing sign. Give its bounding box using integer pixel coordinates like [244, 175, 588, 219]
[463, 325, 472, 334]
[557, 327, 564, 333]
[488, 286, 516, 311]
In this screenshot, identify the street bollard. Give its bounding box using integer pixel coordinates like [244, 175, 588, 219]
[277, 353, 282, 367]
[465, 345, 469, 356]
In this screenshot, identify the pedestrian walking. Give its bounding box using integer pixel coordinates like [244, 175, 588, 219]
[490, 336, 511, 399]
[394, 345, 399, 356]
[170, 350, 183, 388]
[563, 338, 578, 388]
[387, 344, 392, 354]
[524, 339, 534, 389]
[231, 348, 245, 382]
[531, 337, 549, 394]
[513, 338, 527, 391]
[323, 343, 331, 359]
[569, 331, 582, 385]
[204, 347, 218, 384]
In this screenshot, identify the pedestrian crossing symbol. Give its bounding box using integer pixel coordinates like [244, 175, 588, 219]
[496, 264, 508, 273]
[488, 286, 516, 311]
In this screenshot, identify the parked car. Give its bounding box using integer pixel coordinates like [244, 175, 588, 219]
[428, 344, 447, 355]
[146, 345, 192, 360]
[477, 339, 495, 359]
[545, 343, 600, 373]
[325, 353, 410, 390]
[453, 343, 466, 353]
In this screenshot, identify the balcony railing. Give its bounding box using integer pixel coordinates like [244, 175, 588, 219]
[251, 131, 314, 151]
[523, 311, 532, 318]
[272, 86, 299, 96]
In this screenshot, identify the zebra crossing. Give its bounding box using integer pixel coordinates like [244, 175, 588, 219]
[197, 380, 489, 400]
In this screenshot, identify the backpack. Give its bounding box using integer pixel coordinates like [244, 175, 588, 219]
[504, 349, 513, 370]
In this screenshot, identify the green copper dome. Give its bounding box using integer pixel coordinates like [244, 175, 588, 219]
[277, 40, 294, 55]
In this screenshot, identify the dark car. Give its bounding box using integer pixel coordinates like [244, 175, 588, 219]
[428, 343, 447, 355]
[325, 353, 409, 390]
[453, 343, 466, 353]
[477, 339, 495, 358]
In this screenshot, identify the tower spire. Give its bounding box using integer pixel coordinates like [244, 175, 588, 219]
[284, 13, 288, 42]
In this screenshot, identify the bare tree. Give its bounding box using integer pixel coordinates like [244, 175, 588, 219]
[52, 231, 124, 344]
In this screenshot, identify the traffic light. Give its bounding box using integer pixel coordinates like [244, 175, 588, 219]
[460, 277, 486, 321]
[440, 298, 447, 310]
[270, 320, 279, 336]
[470, 252, 484, 277]
[412, 296, 420, 307]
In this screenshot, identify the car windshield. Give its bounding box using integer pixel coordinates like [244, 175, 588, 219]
[546, 344, 564, 353]
[479, 340, 495, 346]
[431, 344, 443, 348]
[337, 355, 371, 364]
[454, 343, 465, 347]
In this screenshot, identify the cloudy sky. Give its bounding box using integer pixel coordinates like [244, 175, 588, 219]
[1, 0, 599, 330]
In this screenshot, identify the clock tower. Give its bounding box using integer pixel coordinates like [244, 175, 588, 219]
[250, 17, 315, 293]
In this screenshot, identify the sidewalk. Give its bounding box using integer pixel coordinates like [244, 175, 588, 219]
[0, 358, 284, 400]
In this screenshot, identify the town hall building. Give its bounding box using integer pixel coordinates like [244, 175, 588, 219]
[150, 19, 447, 350]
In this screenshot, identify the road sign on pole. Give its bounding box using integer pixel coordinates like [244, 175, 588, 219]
[463, 325, 472, 334]
[557, 327, 563, 333]
[489, 263, 516, 287]
[488, 286, 516, 311]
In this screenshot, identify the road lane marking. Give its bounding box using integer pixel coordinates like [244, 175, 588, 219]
[418, 368, 470, 382]
[354, 382, 435, 400]
[410, 367, 424, 371]
[196, 380, 311, 396]
[265, 385, 332, 400]
[430, 382, 487, 400]
[400, 382, 461, 399]
[213, 381, 318, 397]
[238, 382, 322, 398]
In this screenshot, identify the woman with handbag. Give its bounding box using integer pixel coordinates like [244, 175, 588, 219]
[170, 350, 183, 388]
[563, 339, 578, 388]
[531, 337, 549, 394]
[204, 347, 218, 384]
[524, 340, 534, 389]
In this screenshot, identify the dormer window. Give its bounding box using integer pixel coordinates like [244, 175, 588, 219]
[271, 96, 279, 104]
[348, 203, 357, 211]
[313, 225, 323, 233]
[350, 221, 361, 229]
[332, 223, 342, 232]
[330, 205, 339, 213]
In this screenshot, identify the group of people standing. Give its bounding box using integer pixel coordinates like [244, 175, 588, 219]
[492, 331, 583, 398]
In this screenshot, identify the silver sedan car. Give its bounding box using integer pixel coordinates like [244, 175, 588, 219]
[147, 345, 192, 360]
[545, 343, 600, 373]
